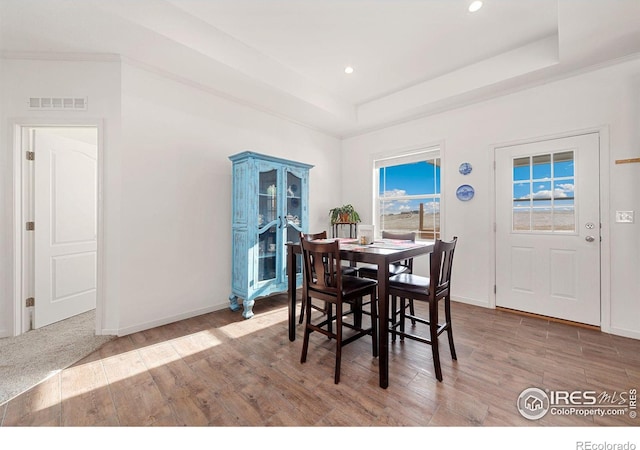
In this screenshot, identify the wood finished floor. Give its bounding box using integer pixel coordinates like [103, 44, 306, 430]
[1, 293, 639, 427]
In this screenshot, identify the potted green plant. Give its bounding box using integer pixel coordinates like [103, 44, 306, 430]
[329, 204, 361, 224]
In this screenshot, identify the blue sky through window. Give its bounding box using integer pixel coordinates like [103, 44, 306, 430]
[380, 161, 440, 196]
[379, 160, 440, 215]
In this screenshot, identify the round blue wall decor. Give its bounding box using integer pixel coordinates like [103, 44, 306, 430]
[459, 162, 472, 175]
[456, 184, 475, 201]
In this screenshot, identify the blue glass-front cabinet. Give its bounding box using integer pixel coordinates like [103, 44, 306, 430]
[228, 151, 313, 318]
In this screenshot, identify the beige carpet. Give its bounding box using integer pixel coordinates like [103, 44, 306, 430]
[0, 310, 115, 405]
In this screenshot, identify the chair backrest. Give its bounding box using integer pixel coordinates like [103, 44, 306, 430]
[300, 231, 329, 285]
[301, 230, 328, 241]
[300, 238, 342, 301]
[430, 236, 457, 298]
[382, 231, 416, 269]
[382, 231, 416, 242]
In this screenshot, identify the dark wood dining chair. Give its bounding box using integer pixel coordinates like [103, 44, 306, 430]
[388, 236, 458, 381]
[358, 230, 417, 323]
[298, 231, 357, 324]
[299, 237, 378, 383]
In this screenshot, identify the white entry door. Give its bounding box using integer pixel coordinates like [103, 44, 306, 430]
[495, 133, 600, 326]
[34, 129, 98, 328]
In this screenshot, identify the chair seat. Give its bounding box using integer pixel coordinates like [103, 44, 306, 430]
[341, 266, 358, 277]
[390, 273, 450, 297]
[341, 275, 378, 296]
[389, 273, 430, 292]
[358, 263, 410, 278]
[308, 275, 378, 298]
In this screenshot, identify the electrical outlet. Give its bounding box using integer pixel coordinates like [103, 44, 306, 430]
[615, 211, 634, 223]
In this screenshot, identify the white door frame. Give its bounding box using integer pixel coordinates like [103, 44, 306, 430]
[11, 118, 105, 336]
[489, 126, 611, 333]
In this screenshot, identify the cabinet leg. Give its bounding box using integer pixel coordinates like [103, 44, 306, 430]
[230, 295, 255, 319]
[242, 298, 255, 319]
[229, 294, 240, 312]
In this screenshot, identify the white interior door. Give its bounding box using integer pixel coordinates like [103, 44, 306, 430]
[34, 129, 98, 328]
[495, 133, 600, 326]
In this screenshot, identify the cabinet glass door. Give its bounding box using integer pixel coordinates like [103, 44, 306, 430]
[258, 169, 278, 282]
[285, 170, 304, 277]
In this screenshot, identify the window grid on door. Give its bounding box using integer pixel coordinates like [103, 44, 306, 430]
[512, 150, 575, 233]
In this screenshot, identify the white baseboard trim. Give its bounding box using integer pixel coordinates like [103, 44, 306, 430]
[114, 301, 230, 337]
[451, 296, 490, 309]
[607, 326, 640, 341]
[456, 298, 640, 341]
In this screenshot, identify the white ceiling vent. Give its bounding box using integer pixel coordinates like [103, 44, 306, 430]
[27, 97, 88, 111]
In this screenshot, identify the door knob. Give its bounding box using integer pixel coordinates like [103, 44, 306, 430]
[585, 236, 595, 242]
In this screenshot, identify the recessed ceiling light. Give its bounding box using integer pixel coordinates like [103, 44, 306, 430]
[469, 1, 483, 12]
[344, 66, 354, 74]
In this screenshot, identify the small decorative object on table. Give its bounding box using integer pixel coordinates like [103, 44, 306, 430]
[358, 224, 374, 245]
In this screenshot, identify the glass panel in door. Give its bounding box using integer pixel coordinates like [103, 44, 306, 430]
[511, 151, 575, 233]
[258, 169, 278, 282]
[285, 170, 303, 277]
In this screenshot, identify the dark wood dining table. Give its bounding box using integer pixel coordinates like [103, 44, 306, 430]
[286, 238, 434, 389]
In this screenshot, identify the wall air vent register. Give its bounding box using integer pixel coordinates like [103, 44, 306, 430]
[27, 97, 87, 111]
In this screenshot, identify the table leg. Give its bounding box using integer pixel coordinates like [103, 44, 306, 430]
[287, 245, 296, 342]
[377, 260, 390, 388]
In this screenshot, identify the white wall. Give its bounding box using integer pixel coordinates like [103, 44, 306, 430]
[117, 63, 341, 334]
[0, 57, 122, 337]
[342, 57, 640, 339]
[1, 57, 341, 337]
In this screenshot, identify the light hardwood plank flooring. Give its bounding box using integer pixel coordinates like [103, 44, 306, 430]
[1, 293, 639, 427]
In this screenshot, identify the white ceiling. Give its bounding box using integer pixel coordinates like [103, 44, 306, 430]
[1, 0, 640, 137]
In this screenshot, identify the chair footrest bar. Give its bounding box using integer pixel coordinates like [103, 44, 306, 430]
[390, 322, 449, 339]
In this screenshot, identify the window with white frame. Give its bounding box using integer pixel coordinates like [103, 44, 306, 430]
[375, 148, 441, 240]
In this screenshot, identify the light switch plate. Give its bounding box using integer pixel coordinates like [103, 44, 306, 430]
[615, 211, 634, 223]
